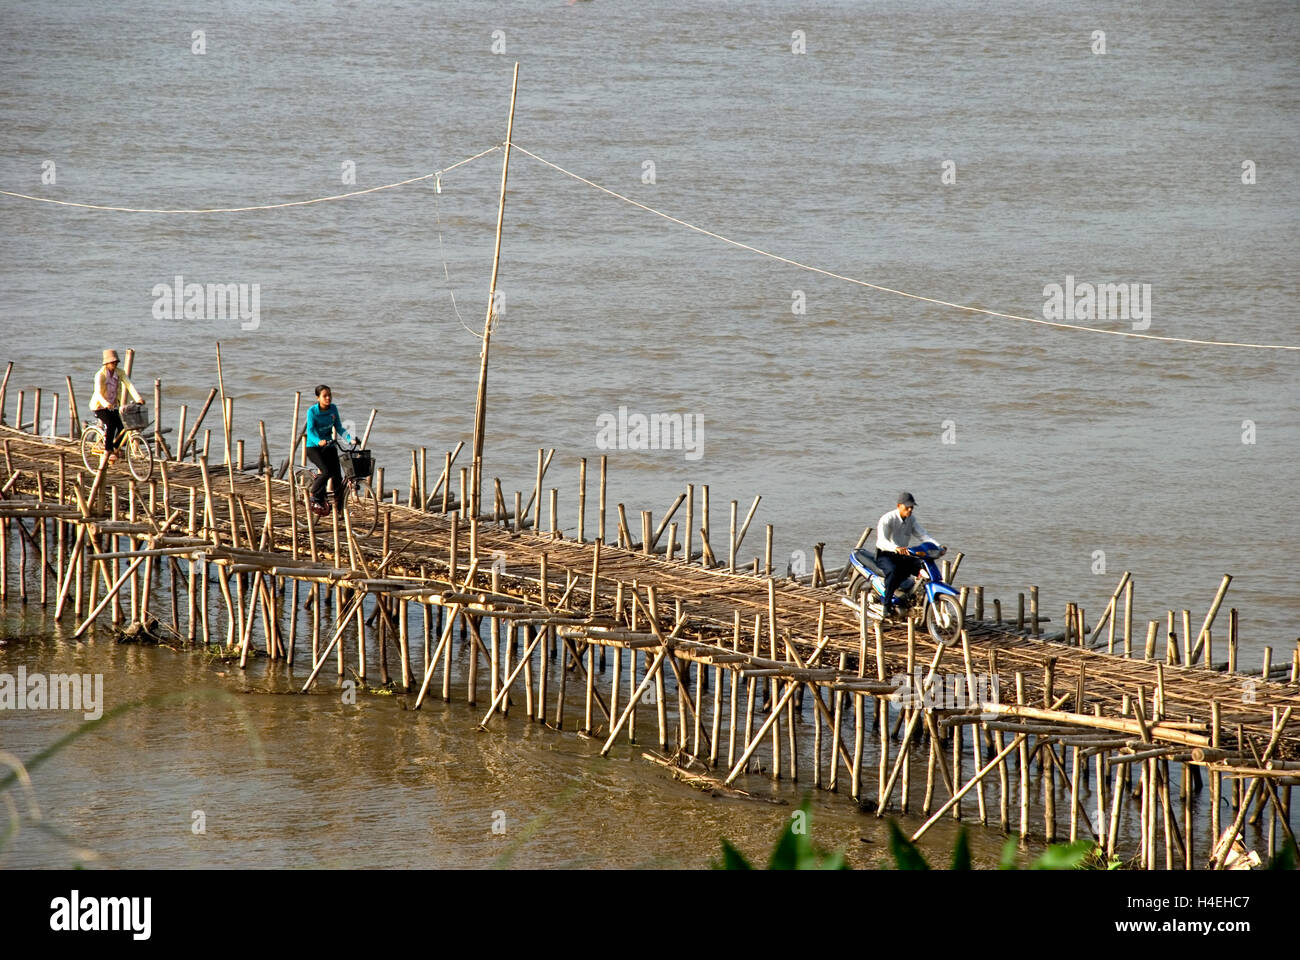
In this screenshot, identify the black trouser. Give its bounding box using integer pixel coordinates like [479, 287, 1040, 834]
[876, 549, 921, 604]
[306, 444, 345, 510]
[95, 408, 124, 453]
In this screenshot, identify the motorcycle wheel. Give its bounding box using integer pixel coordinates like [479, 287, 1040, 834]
[925, 593, 964, 646]
[847, 571, 868, 604]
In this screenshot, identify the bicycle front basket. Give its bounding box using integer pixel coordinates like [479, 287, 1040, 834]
[341, 448, 373, 481]
[121, 402, 148, 431]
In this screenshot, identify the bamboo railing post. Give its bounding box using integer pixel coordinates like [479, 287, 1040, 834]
[64, 375, 80, 439]
[1086, 570, 1131, 648]
[1227, 608, 1238, 673]
[1190, 575, 1232, 665]
[732, 495, 760, 559]
[179, 388, 217, 461]
[597, 455, 608, 543]
[1124, 578, 1134, 656]
[149, 379, 164, 457]
[700, 485, 710, 569]
[577, 458, 586, 543]
[682, 483, 694, 565]
[420, 447, 428, 512]
[0, 361, 12, 425]
[728, 500, 737, 572]
[532, 448, 545, 531]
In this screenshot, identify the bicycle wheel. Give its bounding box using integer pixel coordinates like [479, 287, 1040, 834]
[293, 468, 316, 501]
[125, 431, 154, 482]
[80, 424, 106, 473]
[348, 477, 379, 538]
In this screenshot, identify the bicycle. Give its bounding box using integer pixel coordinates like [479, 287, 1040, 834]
[80, 402, 154, 482]
[293, 440, 379, 538]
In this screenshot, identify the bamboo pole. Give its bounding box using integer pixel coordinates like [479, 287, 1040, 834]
[0, 362, 11, 426]
[469, 61, 520, 520]
[1016, 674, 1028, 838]
[733, 495, 761, 557]
[1228, 608, 1238, 673]
[1124, 578, 1133, 657]
[72, 556, 146, 637]
[601, 646, 669, 754]
[723, 633, 833, 786]
[58, 377, 77, 441]
[851, 694, 864, 801]
[912, 733, 1029, 842]
[577, 458, 586, 543]
[1189, 575, 1232, 666]
[180, 388, 217, 461]
[1087, 570, 1131, 647]
[700, 485, 710, 569]
[728, 499, 737, 572]
[598, 456, 607, 543]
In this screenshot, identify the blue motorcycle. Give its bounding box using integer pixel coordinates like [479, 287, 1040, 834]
[844, 541, 964, 645]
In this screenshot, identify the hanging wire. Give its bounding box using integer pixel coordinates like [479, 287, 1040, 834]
[431, 173, 486, 341]
[511, 144, 1300, 353]
[0, 145, 500, 214]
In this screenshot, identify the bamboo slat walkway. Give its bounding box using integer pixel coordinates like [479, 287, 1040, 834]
[1, 415, 1296, 869]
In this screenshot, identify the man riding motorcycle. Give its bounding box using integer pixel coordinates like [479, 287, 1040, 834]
[875, 491, 945, 614]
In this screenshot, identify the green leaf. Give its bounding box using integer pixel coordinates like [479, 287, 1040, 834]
[819, 850, 849, 871]
[768, 801, 813, 870]
[1030, 840, 1094, 870]
[1268, 839, 1297, 871]
[715, 796, 851, 869]
[998, 837, 1020, 870]
[714, 838, 753, 870]
[950, 827, 972, 870]
[887, 820, 930, 870]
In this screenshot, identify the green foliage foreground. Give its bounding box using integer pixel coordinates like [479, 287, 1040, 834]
[715, 798, 1124, 870]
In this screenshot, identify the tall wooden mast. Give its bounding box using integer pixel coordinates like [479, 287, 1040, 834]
[470, 61, 519, 520]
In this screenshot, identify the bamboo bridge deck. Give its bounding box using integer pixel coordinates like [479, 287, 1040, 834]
[1, 417, 1297, 869]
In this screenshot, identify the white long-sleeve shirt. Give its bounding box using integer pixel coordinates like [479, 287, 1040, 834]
[876, 508, 934, 554]
[90, 366, 142, 411]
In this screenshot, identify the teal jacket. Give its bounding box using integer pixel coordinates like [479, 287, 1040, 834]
[305, 403, 353, 448]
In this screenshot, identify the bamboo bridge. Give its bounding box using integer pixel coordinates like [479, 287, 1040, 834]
[1, 361, 1297, 871]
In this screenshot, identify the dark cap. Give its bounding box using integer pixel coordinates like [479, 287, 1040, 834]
[897, 492, 917, 507]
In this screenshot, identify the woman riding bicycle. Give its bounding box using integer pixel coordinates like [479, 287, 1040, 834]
[90, 349, 143, 464]
[305, 384, 356, 516]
